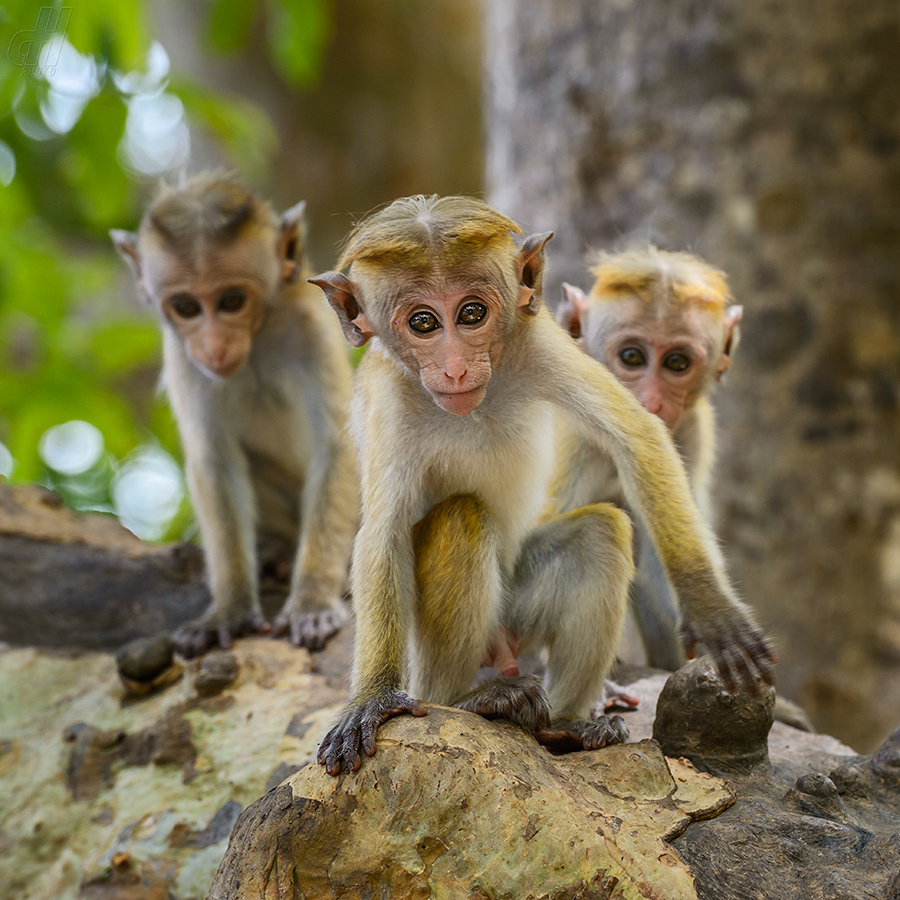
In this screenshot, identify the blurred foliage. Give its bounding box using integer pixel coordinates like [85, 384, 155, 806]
[207, 0, 332, 87]
[0, 0, 331, 537]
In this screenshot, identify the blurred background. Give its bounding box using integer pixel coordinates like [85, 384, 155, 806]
[1, 0, 898, 752]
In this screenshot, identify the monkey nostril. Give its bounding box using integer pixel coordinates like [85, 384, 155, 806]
[445, 360, 468, 382]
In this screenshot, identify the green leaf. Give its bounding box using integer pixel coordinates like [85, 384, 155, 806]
[265, 0, 332, 87]
[88, 320, 161, 375]
[206, 0, 257, 54]
[171, 74, 277, 173]
[62, 90, 132, 230]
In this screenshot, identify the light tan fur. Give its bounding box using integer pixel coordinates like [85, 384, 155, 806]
[111, 174, 358, 656]
[311, 198, 772, 775]
[553, 246, 745, 672]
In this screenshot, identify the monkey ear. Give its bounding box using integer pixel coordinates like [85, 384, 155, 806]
[558, 282, 588, 340]
[308, 271, 375, 348]
[716, 304, 743, 381]
[110, 229, 142, 280]
[279, 201, 307, 283]
[516, 231, 554, 315]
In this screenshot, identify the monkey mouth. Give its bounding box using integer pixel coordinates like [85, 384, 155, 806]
[201, 358, 247, 380]
[430, 385, 487, 416]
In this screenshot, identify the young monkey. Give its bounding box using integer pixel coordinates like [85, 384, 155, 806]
[554, 247, 743, 681]
[309, 196, 774, 776]
[111, 174, 358, 657]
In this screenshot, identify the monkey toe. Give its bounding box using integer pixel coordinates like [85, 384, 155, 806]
[275, 607, 344, 651]
[535, 715, 629, 753]
[318, 691, 427, 776]
[455, 675, 551, 732]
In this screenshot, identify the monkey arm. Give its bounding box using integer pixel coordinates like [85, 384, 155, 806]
[317, 501, 427, 775]
[674, 396, 717, 522]
[534, 314, 775, 692]
[273, 385, 359, 649]
[165, 362, 266, 655]
[317, 359, 427, 775]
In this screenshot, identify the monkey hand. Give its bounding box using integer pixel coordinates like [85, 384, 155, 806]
[455, 674, 551, 732]
[173, 603, 270, 658]
[317, 691, 428, 776]
[535, 715, 629, 752]
[680, 606, 777, 694]
[272, 596, 348, 651]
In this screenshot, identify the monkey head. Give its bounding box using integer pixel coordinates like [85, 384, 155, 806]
[111, 174, 306, 381]
[558, 248, 742, 431]
[310, 195, 552, 417]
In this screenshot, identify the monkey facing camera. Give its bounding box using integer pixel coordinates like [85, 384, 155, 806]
[310, 195, 775, 776]
[112, 174, 358, 658]
[553, 248, 749, 690]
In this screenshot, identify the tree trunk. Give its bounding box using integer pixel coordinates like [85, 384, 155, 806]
[485, 0, 900, 751]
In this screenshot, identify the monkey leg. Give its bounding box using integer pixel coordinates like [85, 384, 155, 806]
[631, 523, 686, 671]
[175, 451, 269, 657]
[409, 493, 504, 706]
[508, 503, 635, 751]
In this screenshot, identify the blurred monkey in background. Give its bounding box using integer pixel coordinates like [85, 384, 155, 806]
[112, 173, 357, 657]
[554, 247, 742, 685]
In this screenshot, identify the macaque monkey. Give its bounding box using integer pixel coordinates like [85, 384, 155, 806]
[309, 196, 774, 776]
[111, 173, 357, 656]
[554, 247, 742, 677]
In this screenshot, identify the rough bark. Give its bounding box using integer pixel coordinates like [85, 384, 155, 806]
[485, 0, 900, 752]
[0, 484, 208, 650]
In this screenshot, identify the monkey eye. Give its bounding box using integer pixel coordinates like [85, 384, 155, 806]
[409, 310, 440, 334]
[457, 301, 487, 325]
[218, 289, 247, 313]
[664, 352, 692, 372]
[619, 347, 646, 367]
[170, 295, 202, 319]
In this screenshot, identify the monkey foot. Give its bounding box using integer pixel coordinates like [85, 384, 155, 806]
[591, 679, 640, 717]
[455, 674, 551, 733]
[317, 690, 428, 776]
[173, 609, 270, 659]
[535, 714, 629, 753]
[272, 602, 347, 651]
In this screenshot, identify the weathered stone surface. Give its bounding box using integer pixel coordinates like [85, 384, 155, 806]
[0, 638, 346, 900]
[209, 706, 735, 900]
[653, 658, 775, 773]
[672, 724, 900, 900]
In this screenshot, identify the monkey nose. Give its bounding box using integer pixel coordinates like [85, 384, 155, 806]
[444, 358, 468, 383]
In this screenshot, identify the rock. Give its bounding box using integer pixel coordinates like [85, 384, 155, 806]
[115, 634, 183, 697]
[0, 638, 346, 900]
[653, 658, 775, 774]
[193, 652, 239, 697]
[673, 700, 900, 900]
[116, 635, 176, 682]
[209, 706, 735, 900]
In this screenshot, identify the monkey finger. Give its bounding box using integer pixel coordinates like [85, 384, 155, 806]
[745, 633, 778, 685]
[216, 626, 234, 650]
[726, 646, 758, 695]
[680, 623, 699, 660]
[360, 720, 379, 757]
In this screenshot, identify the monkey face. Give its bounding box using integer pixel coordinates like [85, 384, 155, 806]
[388, 288, 505, 416]
[141, 238, 277, 380]
[597, 306, 716, 431]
